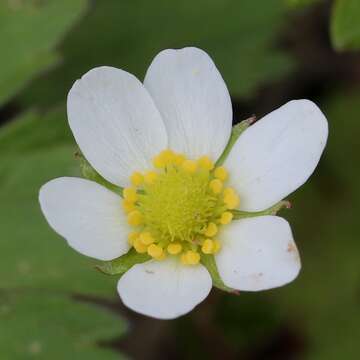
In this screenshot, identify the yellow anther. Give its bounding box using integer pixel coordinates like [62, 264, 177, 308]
[122, 199, 136, 213]
[153, 149, 175, 168]
[127, 210, 143, 226]
[123, 187, 138, 202]
[133, 237, 148, 253]
[156, 251, 167, 261]
[214, 166, 228, 181]
[144, 171, 158, 185]
[130, 172, 144, 186]
[128, 231, 140, 245]
[124, 150, 232, 260]
[223, 187, 239, 208]
[198, 156, 214, 171]
[224, 193, 240, 210]
[223, 187, 235, 197]
[167, 242, 182, 255]
[173, 153, 186, 166]
[139, 232, 154, 245]
[220, 211, 233, 225]
[204, 222, 218, 237]
[209, 179, 223, 194]
[212, 239, 221, 254]
[201, 239, 214, 254]
[185, 250, 200, 265]
[180, 253, 189, 265]
[182, 159, 198, 173]
[153, 154, 166, 168]
[147, 244, 163, 258]
[160, 149, 175, 163]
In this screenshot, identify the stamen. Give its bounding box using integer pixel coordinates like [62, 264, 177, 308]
[122, 149, 240, 265]
[122, 200, 136, 213]
[153, 155, 165, 168]
[224, 192, 240, 209]
[127, 210, 143, 226]
[173, 153, 186, 166]
[133, 237, 147, 253]
[204, 222, 218, 237]
[201, 239, 214, 254]
[209, 179, 223, 194]
[198, 156, 214, 170]
[144, 171, 158, 185]
[130, 172, 144, 186]
[219, 211, 233, 225]
[123, 187, 138, 202]
[184, 250, 200, 265]
[160, 149, 175, 164]
[223, 187, 235, 197]
[180, 252, 189, 265]
[167, 242, 182, 255]
[153, 149, 175, 168]
[147, 244, 163, 258]
[214, 166, 228, 181]
[139, 232, 154, 245]
[155, 251, 167, 261]
[128, 231, 139, 245]
[182, 159, 198, 173]
[212, 239, 221, 253]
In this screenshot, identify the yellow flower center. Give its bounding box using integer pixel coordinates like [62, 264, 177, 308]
[123, 149, 240, 265]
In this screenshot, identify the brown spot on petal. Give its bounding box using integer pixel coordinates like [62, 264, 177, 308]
[287, 243, 296, 253]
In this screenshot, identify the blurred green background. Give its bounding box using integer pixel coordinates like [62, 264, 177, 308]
[1, 0, 360, 358]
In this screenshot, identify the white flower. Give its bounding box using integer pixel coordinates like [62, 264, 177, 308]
[39, 47, 328, 319]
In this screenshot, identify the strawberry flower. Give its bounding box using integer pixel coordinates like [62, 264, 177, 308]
[39, 47, 328, 319]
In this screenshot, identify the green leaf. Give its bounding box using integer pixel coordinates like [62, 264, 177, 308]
[232, 200, 291, 220]
[331, 0, 360, 51]
[20, 0, 294, 108]
[216, 116, 256, 166]
[284, 0, 321, 8]
[0, 109, 116, 296]
[96, 249, 150, 276]
[215, 294, 284, 351]
[0, 291, 126, 359]
[0, 107, 72, 154]
[201, 254, 235, 293]
[0, 0, 87, 106]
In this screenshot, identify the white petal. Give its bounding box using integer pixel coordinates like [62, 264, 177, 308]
[39, 177, 129, 261]
[117, 258, 212, 319]
[215, 216, 301, 291]
[67, 66, 168, 187]
[144, 47, 232, 161]
[225, 100, 328, 211]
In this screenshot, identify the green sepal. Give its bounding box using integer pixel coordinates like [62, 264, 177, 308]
[201, 253, 238, 294]
[231, 200, 291, 220]
[96, 248, 150, 276]
[216, 116, 256, 166]
[76, 151, 123, 196]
